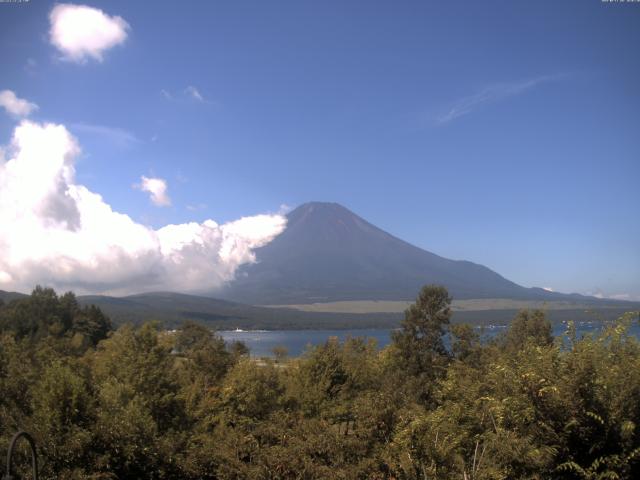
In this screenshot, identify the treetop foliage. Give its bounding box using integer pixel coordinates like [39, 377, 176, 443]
[0, 286, 111, 351]
[0, 286, 639, 479]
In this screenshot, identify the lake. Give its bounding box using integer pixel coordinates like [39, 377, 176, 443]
[219, 321, 640, 357]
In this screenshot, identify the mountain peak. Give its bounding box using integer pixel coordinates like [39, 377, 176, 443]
[294, 201, 345, 210]
[220, 201, 560, 304]
[288, 201, 354, 219]
[285, 201, 380, 238]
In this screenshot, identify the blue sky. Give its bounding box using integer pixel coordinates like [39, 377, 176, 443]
[0, 1, 639, 299]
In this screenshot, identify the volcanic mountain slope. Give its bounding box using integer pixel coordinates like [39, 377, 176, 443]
[218, 202, 592, 305]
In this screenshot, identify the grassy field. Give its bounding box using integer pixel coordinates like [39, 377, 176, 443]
[263, 298, 639, 314]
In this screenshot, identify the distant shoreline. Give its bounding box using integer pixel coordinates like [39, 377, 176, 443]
[262, 298, 639, 314]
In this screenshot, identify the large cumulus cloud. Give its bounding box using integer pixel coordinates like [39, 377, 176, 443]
[49, 3, 129, 63]
[0, 121, 286, 295]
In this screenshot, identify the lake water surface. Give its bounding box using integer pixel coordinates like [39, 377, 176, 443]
[220, 321, 640, 357]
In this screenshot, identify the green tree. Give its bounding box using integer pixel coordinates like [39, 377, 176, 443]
[219, 359, 284, 422]
[29, 360, 94, 478]
[450, 323, 482, 363]
[502, 309, 553, 351]
[89, 323, 186, 478]
[390, 284, 452, 404]
[272, 345, 288, 363]
[174, 321, 233, 422]
[0, 287, 111, 350]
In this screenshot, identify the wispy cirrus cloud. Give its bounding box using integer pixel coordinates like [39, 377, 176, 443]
[185, 85, 205, 102]
[161, 86, 213, 105]
[68, 123, 140, 148]
[186, 203, 207, 212]
[24, 58, 38, 75]
[436, 74, 566, 125]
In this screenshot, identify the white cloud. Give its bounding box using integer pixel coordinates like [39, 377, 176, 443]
[185, 86, 205, 102]
[436, 74, 566, 125]
[585, 288, 607, 299]
[542, 287, 554, 292]
[609, 293, 631, 301]
[0, 90, 38, 117]
[585, 289, 640, 302]
[137, 176, 171, 207]
[606, 293, 640, 302]
[0, 121, 287, 295]
[278, 204, 292, 215]
[49, 4, 129, 63]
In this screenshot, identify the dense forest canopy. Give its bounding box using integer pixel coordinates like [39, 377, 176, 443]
[0, 286, 639, 479]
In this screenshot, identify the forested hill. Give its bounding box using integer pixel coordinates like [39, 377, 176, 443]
[0, 289, 27, 303]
